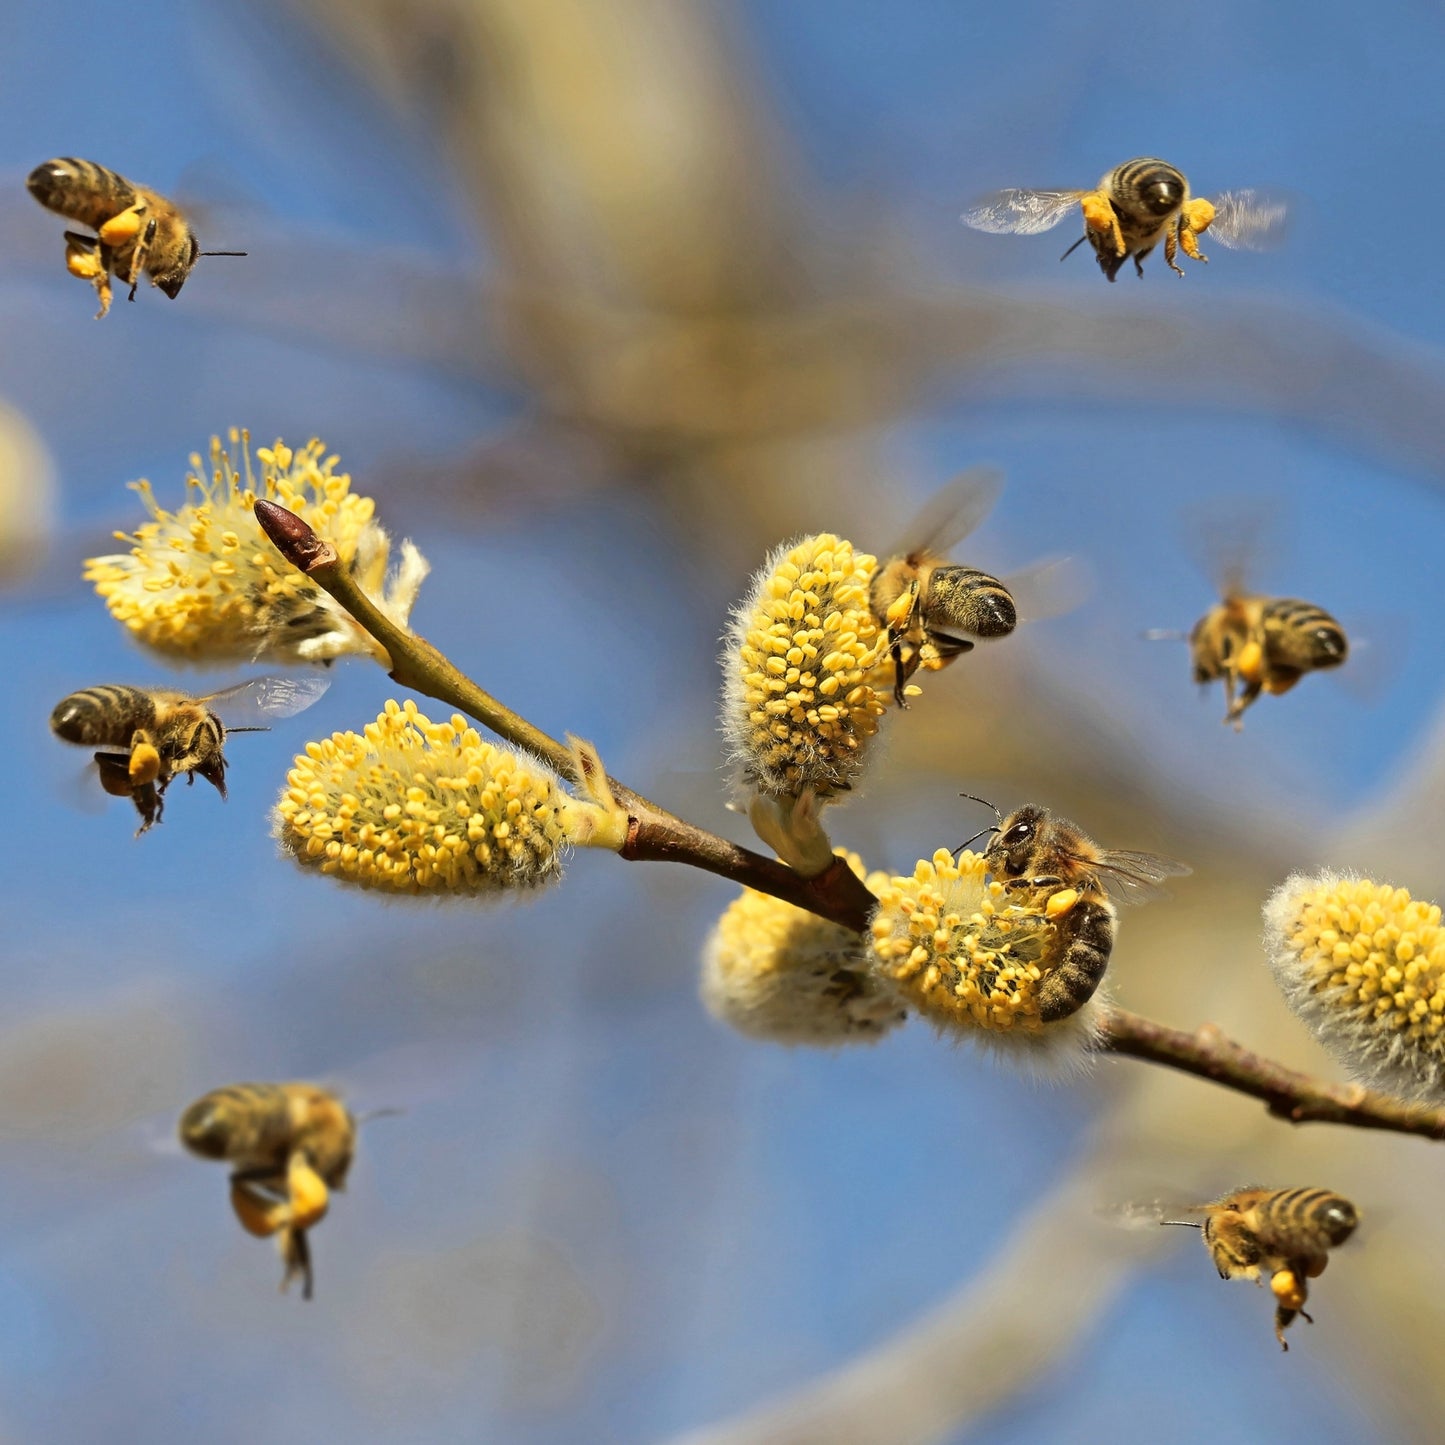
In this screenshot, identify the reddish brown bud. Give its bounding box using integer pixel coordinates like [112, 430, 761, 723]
[253, 498, 338, 572]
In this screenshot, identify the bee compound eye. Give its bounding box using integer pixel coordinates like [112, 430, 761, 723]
[179, 1101, 230, 1158]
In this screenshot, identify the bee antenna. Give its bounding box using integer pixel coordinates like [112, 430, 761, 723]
[1141, 628, 1188, 643]
[1059, 234, 1089, 262]
[958, 792, 1002, 824]
[954, 793, 1003, 858]
[1159, 1219, 1204, 1230]
[224, 726, 271, 736]
[199, 250, 248, 257]
[355, 1107, 405, 1127]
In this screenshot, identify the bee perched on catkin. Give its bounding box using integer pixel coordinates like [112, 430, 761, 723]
[722, 533, 890, 872]
[702, 851, 907, 1045]
[275, 700, 627, 895]
[1264, 871, 1445, 1102]
[84, 431, 428, 666]
[868, 849, 1101, 1068]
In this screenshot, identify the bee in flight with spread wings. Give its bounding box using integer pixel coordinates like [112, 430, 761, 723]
[962, 157, 1287, 281]
[50, 673, 330, 833]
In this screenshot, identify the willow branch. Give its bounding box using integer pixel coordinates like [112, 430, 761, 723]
[1099, 1008, 1445, 1140]
[253, 499, 876, 929]
[255, 500, 1445, 1143]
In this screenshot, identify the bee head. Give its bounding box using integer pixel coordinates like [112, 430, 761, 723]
[178, 1096, 234, 1159]
[1320, 1198, 1359, 1245]
[984, 803, 1048, 879]
[154, 234, 198, 299]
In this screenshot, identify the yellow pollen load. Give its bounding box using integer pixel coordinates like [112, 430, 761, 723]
[724, 533, 887, 798]
[702, 851, 905, 1044]
[1265, 872, 1445, 1101]
[274, 700, 576, 895]
[83, 430, 425, 665]
[869, 850, 1056, 1035]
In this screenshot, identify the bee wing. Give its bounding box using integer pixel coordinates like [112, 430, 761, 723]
[1088, 849, 1192, 905]
[881, 466, 1003, 563]
[1180, 494, 1283, 601]
[1203, 190, 1289, 252]
[201, 672, 332, 725]
[1099, 1195, 1209, 1231]
[961, 188, 1084, 235]
[1003, 555, 1093, 624]
[58, 759, 115, 813]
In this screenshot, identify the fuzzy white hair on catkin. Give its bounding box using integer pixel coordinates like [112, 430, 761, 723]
[719, 537, 799, 796]
[698, 918, 906, 1046]
[1262, 869, 1445, 1104]
[952, 991, 1109, 1083]
[718, 534, 882, 804]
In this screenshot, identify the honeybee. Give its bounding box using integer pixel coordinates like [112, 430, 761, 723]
[1160, 1186, 1360, 1349]
[1184, 590, 1348, 729]
[869, 468, 1019, 707]
[179, 1082, 359, 1300]
[26, 157, 246, 318]
[965, 799, 1190, 1021]
[50, 675, 330, 834]
[961, 157, 1287, 281]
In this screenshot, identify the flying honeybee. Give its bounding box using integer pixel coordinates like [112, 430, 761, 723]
[1182, 590, 1348, 729]
[179, 1082, 363, 1300]
[961, 157, 1287, 281]
[1160, 1186, 1360, 1350]
[50, 675, 330, 834]
[26, 157, 246, 318]
[869, 468, 1021, 707]
[965, 799, 1190, 1021]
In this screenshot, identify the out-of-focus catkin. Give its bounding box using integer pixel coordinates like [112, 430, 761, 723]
[85, 431, 427, 665]
[702, 852, 906, 1044]
[870, 849, 1104, 1068]
[1264, 870, 1445, 1102]
[275, 700, 623, 895]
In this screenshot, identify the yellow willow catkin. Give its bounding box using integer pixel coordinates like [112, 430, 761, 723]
[85, 430, 427, 665]
[274, 700, 617, 895]
[1264, 871, 1445, 1102]
[870, 849, 1104, 1070]
[721, 533, 888, 800]
[701, 852, 906, 1044]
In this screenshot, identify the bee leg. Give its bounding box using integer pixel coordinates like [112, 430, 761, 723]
[229, 1177, 291, 1238]
[1181, 197, 1215, 254]
[129, 781, 162, 835]
[62, 231, 113, 318]
[1003, 873, 1065, 894]
[126, 216, 158, 303]
[128, 733, 162, 787]
[1036, 899, 1114, 1022]
[1178, 223, 1209, 267]
[97, 200, 147, 247]
[921, 631, 974, 674]
[1079, 191, 1124, 257]
[286, 1153, 332, 1231]
[278, 1225, 314, 1300]
[1162, 225, 1187, 277]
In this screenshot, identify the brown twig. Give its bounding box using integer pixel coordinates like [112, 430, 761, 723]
[1099, 1009, 1445, 1140]
[254, 499, 1445, 1143]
